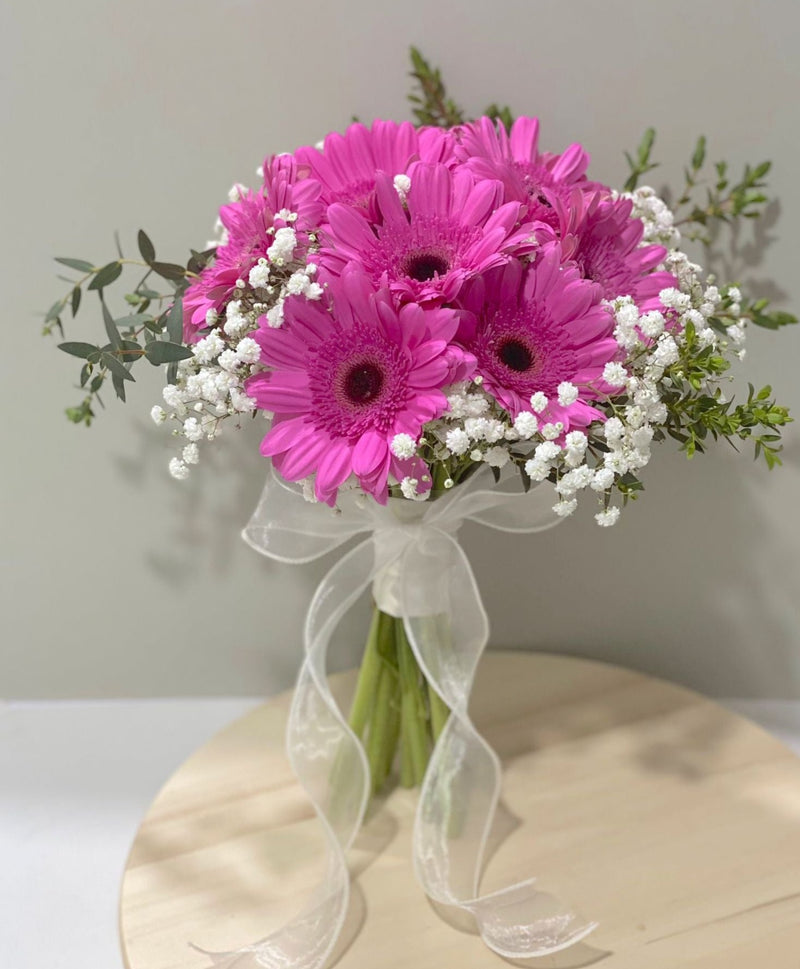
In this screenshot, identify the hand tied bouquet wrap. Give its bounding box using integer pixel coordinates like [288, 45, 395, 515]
[46, 50, 795, 969]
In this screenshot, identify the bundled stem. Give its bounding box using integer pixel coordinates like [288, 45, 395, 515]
[347, 603, 450, 795]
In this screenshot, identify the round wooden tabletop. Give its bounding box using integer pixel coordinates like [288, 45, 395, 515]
[120, 652, 800, 969]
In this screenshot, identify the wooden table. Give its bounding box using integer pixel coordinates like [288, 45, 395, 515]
[120, 652, 800, 968]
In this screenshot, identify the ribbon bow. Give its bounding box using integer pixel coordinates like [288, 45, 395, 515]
[201, 468, 595, 967]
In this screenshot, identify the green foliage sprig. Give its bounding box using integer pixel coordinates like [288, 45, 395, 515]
[408, 47, 514, 130]
[43, 231, 214, 425]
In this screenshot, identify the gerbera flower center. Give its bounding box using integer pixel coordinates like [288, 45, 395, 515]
[344, 363, 384, 403]
[402, 250, 450, 282]
[498, 338, 534, 372]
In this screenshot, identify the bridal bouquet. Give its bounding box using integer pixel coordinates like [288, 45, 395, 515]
[45, 50, 794, 965]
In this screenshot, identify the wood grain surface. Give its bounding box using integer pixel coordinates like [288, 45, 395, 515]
[120, 652, 800, 969]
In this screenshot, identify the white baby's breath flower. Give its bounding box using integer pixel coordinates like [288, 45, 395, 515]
[602, 362, 628, 387]
[595, 507, 620, 527]
[248, 259, 272, 289]
[525, 461, 550, 482]
[445, 428, 470, 456]
[393, 174, 411, 201]
[236, 336, 261, 364]
[192, 331, 225, 364]
[182, 417, 203, 442]
[391, 433, 417, 459]
[564, 430, 588, 452]
[218, 349, 240, 372]
[553, 498, 578, 518]
[604, 416, 624, 444]
[591, 467, 615, 492]
[162, 385, 185, 411]
[169, 457, 190, 480]
[513, 411, 539, 439]
[659, 287, 690, 312]
[534, 441, 561, 463]
[265, 301, 284, 328]
[639, 311, 665, 339]
[150, 405, 166, 425]
[530, 391, 548, 413]
[182, 443, 200, 465]
[541, 422, 563, 441]
[727, 323, 746, 346]
[266, 226, 297, 264]
[557, 381, 578, 406]
[400, 476, 419, 499]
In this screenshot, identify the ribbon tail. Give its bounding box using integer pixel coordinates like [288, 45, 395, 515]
[402, 531, 597, 959]
[196, 538, 376, 969]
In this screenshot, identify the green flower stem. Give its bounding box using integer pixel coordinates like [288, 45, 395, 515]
[396, 618, 430, 787]
[428, 683, 450, 742]
[347, 605, 383, 739]
[365, 612, 401, 793]
[375, 674, 402, 792]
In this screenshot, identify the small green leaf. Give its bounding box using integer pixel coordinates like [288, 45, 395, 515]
[45, 300, 64, 322]
[71, 286, 82, 317]
[144, 340, 193, 365]
[58, 341, 98, 359]
[101, 300, 121, 349]
[691, 135, 706, 170]
[166, 297, 183, 343]
[88, 261, 123, 291]
[137, 229, 156, 264]
[55, 257, 94, 273]
[111, 374, 127, 400]
[150, 261, 186, 282]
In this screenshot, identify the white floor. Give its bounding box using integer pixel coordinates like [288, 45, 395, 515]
[2, 696, 800, 969]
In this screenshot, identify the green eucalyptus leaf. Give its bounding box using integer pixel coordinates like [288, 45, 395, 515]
[137, 229, 156, 264]
[144, 340, 193, 365]
[71, 286, 81, 317]
[88, 261, 123, 291]
[166, 297, 183, 343]
[45, 300, 64, 322]
[58, 341, 98, 359]
[111, 372, 127, 402]
[55, 257, 94, 273]
[101, 300, 121, 349]
[150, 261, 186, 282]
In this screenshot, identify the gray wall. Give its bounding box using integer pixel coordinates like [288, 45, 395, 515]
[3, 0, 800, 699]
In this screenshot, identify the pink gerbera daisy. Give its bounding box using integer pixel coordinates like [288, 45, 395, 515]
[457, 116, 598, 233]
[457, 250, 619, 433]
[319, 163, 529, 305]
[557, 190, 676, 309]
[183, 160, 322, 343]
[246, 270, 474, 505]
[294, 120, 450, 218]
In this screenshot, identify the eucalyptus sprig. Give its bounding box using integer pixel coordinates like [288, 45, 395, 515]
[44, 231, 213, 425]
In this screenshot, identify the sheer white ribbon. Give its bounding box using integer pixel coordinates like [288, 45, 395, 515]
[198, 468, 596, 968]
